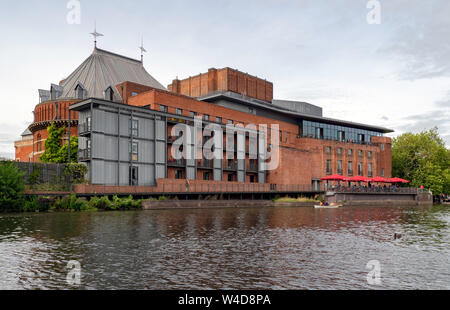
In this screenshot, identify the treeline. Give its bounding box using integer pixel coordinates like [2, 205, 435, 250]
[392, 127, 450, 195]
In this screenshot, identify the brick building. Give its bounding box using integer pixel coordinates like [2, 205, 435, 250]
[15, 47, 393, 188]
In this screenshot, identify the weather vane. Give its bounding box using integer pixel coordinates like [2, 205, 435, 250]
[139, 36, 147, 63]
[90, 22, 104, 48]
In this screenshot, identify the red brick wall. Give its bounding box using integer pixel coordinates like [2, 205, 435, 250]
[168, 67, 273, 103]
[128, 88, 391, 185]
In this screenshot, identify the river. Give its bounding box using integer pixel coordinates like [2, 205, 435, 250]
[0, 205, 449, 290]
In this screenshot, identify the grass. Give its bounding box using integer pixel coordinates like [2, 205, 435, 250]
[273, 196, 318, 203]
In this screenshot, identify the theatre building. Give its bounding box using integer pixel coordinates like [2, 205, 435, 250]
[15, 46, 393, 189]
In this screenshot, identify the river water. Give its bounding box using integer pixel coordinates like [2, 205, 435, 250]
[0, 205, 449, 290]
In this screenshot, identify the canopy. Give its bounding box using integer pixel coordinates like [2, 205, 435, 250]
[320, 174, 348, 181]
[370, 177, 390, 183]
[347, 176, 371, 182]
[388, 177, 410, 183]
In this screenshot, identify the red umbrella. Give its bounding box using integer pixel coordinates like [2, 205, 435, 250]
[388, 177, 410, 183]
[347, 176, 370, 182]
[320, 174, 348, 181]
[370, 177, 389, 183]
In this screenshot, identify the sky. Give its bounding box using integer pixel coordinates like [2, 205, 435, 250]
[0, 0, 449, 158]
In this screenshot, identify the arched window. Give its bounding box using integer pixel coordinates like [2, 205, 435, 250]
[37, 134, 42, 152]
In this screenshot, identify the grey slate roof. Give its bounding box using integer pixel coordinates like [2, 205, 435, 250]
[21, 127, 32, 136]
[57, 48, 166, 101]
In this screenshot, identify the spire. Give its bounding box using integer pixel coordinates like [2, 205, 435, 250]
[139, 36, 147, 63]
[90, 21, 104, 48]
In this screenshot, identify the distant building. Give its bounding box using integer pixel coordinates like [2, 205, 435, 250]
[15, 46, 393, 188]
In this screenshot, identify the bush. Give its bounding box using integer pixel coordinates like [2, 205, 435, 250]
[0, 161, 26, 212]
[89, 196, 113, 210]
[112, 195, 142, 210]
[64, 164, 88, 184]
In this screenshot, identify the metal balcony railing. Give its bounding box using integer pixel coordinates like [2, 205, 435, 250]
[167, 158, 186, 167]
[197, 159, 213, 169]
[78, 123, 91, 135]
[78, 148, 91, 161]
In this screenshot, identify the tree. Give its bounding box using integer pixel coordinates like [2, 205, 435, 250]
[0, 161, 25, 211]
[392, 127, 450, 194]
[39, 124, 78, 163]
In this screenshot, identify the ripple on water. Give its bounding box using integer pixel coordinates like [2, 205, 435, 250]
[0, 205, 449, 289]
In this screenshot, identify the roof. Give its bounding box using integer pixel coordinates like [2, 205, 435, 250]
[199, 91, 394, 133]
[57, 48, 166, 101]
[21, 127, 32, 136]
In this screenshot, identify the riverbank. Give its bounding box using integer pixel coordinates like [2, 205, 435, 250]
[142, 199, 316, 210]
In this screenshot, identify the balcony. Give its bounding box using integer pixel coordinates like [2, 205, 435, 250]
[224, 161, 237, 171]
[167, 158, 186, 167]
[248, 162, 258, 172]
[78, 123, 91, 136]
[78, 148, 91, 161]
[197, 159, 213, 169]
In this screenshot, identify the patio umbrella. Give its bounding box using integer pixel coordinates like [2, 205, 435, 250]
[388, 177, 410, 183]
[320, 175, 348, 181]
[370, 177, 390, 183]
[347, 176, 371, 182]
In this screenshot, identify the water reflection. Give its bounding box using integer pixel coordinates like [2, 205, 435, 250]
[0, 205, 449, 290]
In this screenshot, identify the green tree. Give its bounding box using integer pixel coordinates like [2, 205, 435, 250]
[392, 127, 450, 194]
[0, 161, 25, 211]
[39, 124, 78, 163]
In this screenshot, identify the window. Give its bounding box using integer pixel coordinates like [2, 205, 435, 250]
[348, 161, 353, 176]
[175, 170, 183, 180]
[228, 174, 234, 182]
[104, 87, 114, 101]
[76, 85, 85, 100]
[129, 166, 138, 186]
[381, 169, 385, 177]
[130, 119, 139, 137]
[358, 162, 363, 176]
[228, 119, 234, 125]
[326, 147, 331, 154]
[337, 148, 342, 156]
[285, 132, 289, 143]
[203, 114, 209, 121]
[37, 134, 42, 152]
[368, 163, 373, 177]
[227, 159, 234, 169]
[315, 127, 324, 139]
[176, 108, 182, 115]
[348, 149, 353, 156]
[250, 175, 255, 183]
[358, 150, 363, 157]
[203, 171, 211, 181]
[280, 131, 283, 142]
[326, 160, 332, 175]
[338, 131, 345, 142]
[190, 111, 197, 118]
[131, 92, 139, 97]
[160, 105, 168, 113]
[129, 141, 139, 161]
[216, 116, 222, 123]
[381, 144, 385, 151]
[337, 160, 343, 175]
[368, 151, 373, 159]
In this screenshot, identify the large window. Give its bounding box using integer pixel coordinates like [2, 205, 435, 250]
[175, 170, 183, 179]
[368, 163, 373, 177]
[129, 141, 138, 161]
[348, 161, 353, 176]
[176, 108, 182, 115]
[302, 120, 383, 144]
[337, 160, 343, 175]
[129, 166, 138, 186]
[326, 160, 332, 175]
[358, 162, 363, 176]
[160, 105, 168, 113]
[130, 119, 138, 137]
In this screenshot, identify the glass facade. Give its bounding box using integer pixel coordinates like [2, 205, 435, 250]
[302, 120, 383, 144]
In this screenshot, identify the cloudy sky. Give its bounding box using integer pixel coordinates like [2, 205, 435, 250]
[0, 0, 449, 158]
